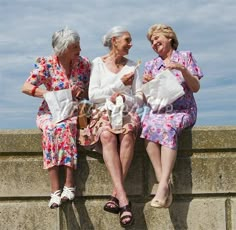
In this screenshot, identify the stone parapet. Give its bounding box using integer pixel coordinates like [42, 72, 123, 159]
[0, 126, 235, 230]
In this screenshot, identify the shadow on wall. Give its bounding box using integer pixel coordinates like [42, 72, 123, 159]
[170, 128, 193, 229]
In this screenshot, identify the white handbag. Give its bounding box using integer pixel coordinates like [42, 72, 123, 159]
[142, 69, 185, 112]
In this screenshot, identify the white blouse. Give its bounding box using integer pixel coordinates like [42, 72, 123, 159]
[89, 57, 143, 110]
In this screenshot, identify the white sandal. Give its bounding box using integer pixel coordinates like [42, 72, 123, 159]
[48, 190, 61, 209]
[61, 186, 76, 202]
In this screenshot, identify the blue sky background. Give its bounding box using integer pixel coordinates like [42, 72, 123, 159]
[0, 0, 235, 129]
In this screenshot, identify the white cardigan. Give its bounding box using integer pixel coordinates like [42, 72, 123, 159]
[89, 57, 143, 110]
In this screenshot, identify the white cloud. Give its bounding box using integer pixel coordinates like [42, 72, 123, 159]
[0, 0, 235, 129]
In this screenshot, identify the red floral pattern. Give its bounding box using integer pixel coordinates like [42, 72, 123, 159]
[26, 55, 91, 169]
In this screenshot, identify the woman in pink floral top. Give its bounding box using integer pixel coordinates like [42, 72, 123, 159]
[140, 24, 203, 208]
[21, 27, 91, 209]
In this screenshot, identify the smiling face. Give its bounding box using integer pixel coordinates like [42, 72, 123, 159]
[150, 32, 172, 57]
[113, 32, 132, 56]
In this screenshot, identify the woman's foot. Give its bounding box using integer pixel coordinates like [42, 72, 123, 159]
[119, 201, 134, 228]
[151, 182, 173, 208]
[104, 196, 120, 214]
[48, 190, 61, 209]
[61, 186, 76, 202]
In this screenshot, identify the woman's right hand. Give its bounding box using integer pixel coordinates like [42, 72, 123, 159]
[143, 74, 154, 84]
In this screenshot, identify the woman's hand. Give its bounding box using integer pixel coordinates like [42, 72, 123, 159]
[71, 85, 85, 99]
[110, 92, 125, 104]
[166, 61, 200, 92]
[143, 74, 154, 83]
[121, 72, 135, 86]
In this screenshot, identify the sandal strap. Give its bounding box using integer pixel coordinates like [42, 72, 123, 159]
[61, 186, 76, 200]
[48, 190, 61, 208]
[120, 214, 132, 222]
[109, 196, 119, 206]
[119, 202, 132, 215]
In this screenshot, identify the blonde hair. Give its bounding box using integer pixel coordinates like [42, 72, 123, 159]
[146, 24, 179, 50]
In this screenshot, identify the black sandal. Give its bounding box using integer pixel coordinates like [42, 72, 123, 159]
[119, 201, 134, 228]
[103, 196, 120, 214]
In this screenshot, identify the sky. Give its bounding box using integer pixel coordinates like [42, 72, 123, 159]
[0, 0, 235, 129]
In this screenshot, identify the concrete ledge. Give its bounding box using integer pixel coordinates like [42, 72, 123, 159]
[0, 126, 235, 229]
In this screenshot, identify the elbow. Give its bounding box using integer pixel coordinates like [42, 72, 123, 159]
[21, 84, 27, 94]
[192, 84, 200, 93]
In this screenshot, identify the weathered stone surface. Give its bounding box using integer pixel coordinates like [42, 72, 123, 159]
[145, 151, 236, 195]
[143, 198, 226, 230]
[0, 156, 50, 197]
[231, 198, 236, 230]
[0, 201, 58, 230]
[0, 127, 235, 229]
[0, 129, 41, 153]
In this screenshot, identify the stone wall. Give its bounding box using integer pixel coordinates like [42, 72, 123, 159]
[0, 127, 235, 230]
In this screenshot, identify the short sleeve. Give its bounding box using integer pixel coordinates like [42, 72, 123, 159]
[26, 57, 49, 86]
[186, 51, 203, 79]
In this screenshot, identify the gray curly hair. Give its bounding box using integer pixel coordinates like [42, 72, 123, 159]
[52, 27, 80, 56]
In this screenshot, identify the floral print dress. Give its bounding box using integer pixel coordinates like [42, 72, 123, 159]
[140, 50, 203, 149]
[26, 55, 91, 169]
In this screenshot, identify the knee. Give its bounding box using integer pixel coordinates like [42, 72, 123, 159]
[100, 131, 116, 144]
[122, 132, 135, 147]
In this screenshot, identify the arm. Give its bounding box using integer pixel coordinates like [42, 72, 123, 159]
[21, 57, 49, 98]
[21, 82, 47, 98]
[166, 52, 203, 93]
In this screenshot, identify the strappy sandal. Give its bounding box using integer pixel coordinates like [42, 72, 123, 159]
[119, 201, 134, 228]
[48, 190, 61, 209]
[61, 186, 76, 202]
[103, 196, 120, 214]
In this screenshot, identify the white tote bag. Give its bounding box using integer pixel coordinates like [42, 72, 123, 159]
[142, 69, 185, 112]
[43, 89, 75, 123]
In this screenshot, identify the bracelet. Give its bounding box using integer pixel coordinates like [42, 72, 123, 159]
[31, 86, 38, 97]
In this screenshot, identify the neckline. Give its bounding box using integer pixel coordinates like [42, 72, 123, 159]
[99, 56, 128, 74]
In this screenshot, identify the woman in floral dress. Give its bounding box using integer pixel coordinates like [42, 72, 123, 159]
[21, 27, 91, 208]
[140, 24, 203, 208]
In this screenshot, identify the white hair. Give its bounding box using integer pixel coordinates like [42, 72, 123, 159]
[52, 27, 80, 55]
[102, 26, 128, 50]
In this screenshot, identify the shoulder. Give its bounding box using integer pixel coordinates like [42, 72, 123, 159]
[35, 56, 52, 64]
[34, 56, 53, 70]
[78, 56, 91, 65]
[92, 57, 102, 63]
[173, 50, 193, 59]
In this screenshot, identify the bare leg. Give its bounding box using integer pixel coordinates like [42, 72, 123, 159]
[48, 166, 60, 192]
[155, 146, 177, 202]
[145, 140, 162, 182]
[111, 132, 135, 197]
[64, 166, 75, 188]
[100, 131, 129, 206]
[119, 132, 135, 178]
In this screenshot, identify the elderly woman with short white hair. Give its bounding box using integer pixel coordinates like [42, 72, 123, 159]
[21, 27, 91, 209]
